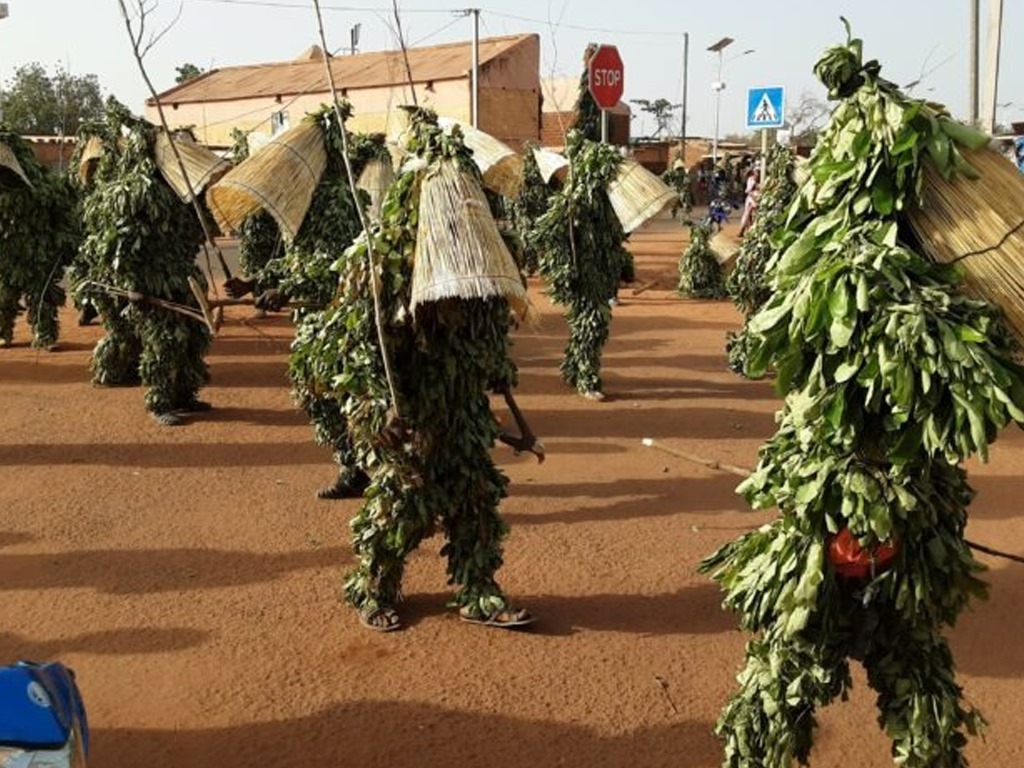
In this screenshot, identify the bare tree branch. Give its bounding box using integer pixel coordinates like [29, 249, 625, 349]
[115, 0, 229, 293]
[141, 0, 184, 58]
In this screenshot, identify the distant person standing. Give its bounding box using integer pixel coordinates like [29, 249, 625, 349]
[738, 167, 761, 237]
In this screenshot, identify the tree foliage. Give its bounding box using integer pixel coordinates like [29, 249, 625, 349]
[630, 98, 681, 139]
[0, 63, 104, 135]
[174, 63, 204, 84]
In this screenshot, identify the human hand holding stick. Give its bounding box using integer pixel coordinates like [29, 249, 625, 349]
[495, 384, 545, 463]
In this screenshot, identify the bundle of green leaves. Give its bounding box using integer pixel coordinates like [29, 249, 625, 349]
[701, 21, 1024, 768]
[530, 131, 630, 397]
[677, 220, 727, 299]
[0, 130, 80, 348]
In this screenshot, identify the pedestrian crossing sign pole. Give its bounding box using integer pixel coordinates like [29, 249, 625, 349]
[746, 86, 785, 178]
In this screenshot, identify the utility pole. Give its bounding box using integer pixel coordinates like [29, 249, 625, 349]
[981, 0, 1004, 135]
[468, 8, 480, 127]
[707, 37, 733, 166]
[0, 3, 8, 124]
[969, 0, 979, 125]
[679, 32, 689, 164]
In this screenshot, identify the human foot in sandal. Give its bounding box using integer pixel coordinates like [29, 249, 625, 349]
[459, 605, 536, 629]
[359, 606, 401, 632]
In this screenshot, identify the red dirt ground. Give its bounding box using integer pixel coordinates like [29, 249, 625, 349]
[2, 215, 1022, 768]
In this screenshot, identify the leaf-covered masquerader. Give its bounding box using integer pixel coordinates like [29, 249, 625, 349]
[74, 99, 211, 425]
[0, 129, 81, 349]
[726, 144, 798, 373]
[313, 109, 536, 633]
[531, 130, 631, 399]
[701, 23, 1024, 768]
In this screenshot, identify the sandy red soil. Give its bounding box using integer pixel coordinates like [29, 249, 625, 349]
[2, 215, 1022, 768]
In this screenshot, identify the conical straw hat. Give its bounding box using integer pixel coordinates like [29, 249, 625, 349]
[0, 140, 32, 189]
[606, 158, 676, 233]
[153, 131, 230, 203]
[906, 147, 1024, 346]
[412, 158, 528, 317]
[357, 157, 396, 221]
[531, 147, 569, 184]
[384, 107, 414, 171]
[207, 119, 326, 240]
[438, 117, 524, 199]
[77, 135, 105, 186]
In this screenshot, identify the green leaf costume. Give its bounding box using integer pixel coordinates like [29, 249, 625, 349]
[0, 130, 81, 349]
[702, 23, 1024, 768]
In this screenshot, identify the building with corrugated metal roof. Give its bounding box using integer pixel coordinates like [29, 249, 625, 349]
[146, 34, 544, 150]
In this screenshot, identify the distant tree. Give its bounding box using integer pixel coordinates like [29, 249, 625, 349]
[630, 98, 681, 139]
[174, 63, 204, 84]
[0, 63, 104, 135]
[787, 90, 832, 146]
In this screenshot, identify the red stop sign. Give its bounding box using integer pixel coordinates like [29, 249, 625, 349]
[587, 45, 624, 109]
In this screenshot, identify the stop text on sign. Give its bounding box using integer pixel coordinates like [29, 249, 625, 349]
[592, 68, 622, 87]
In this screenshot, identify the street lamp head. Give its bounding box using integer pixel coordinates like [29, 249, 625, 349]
[0, 3, 9, 20]
[707, 37, 734, 53]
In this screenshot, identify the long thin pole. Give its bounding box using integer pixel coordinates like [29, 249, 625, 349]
[679, 32, 689, 162]
[712, 50, 723, 165]
[601, 109, 609, 143]
[981, 0, 1004, 134]
[969, 0, 980, 125]
[470, 8, 480, 127]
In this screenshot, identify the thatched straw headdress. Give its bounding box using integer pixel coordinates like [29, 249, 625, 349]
[606, 158, 676, 233]
[437, 118, 524, 199]
[153, 131, 231, 203]
[207, 120, 326, 239]
[0, 141, 32, 189]
[412, 158, 529, 318]
[531, 147, 569, 184]
[907, 147, 1024, 346]
[357, 157, 396, 221]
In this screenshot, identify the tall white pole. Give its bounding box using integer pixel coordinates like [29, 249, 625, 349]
[0, 4, 8, 124]
[712, 50, 723, 165]
[969, 0, 979, 125]
[470, 8, 480, 127]
[679, 32, 689, 162]
[981, 0, 1003, 135]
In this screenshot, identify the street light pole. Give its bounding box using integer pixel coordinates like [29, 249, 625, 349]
[0, 4, 9, 124]
[707, 36, 733, 166]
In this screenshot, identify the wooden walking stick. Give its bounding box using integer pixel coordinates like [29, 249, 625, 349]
[187, 277, 317, 333]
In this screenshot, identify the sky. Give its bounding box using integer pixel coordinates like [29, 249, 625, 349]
[1, 0, 1022, 139]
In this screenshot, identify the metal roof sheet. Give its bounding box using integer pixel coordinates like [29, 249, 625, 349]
[151, 34, 535, 105]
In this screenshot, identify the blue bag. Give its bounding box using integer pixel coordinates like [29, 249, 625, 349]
[0, 662, 88, 755]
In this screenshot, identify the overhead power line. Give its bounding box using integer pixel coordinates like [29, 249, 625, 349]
[196, 0, 688, 36]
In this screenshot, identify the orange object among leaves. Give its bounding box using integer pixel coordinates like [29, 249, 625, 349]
[828, 528, 898, 579]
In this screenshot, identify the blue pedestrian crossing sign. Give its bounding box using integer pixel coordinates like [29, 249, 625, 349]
[746, 86, 785, 129]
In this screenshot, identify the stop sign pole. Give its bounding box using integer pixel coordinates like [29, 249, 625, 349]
[588, 45, 624, 144]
